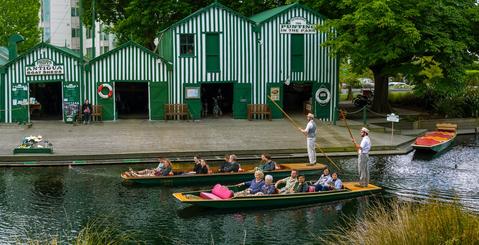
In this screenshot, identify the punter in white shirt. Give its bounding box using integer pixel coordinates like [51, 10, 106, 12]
[299, 113, 317, 165]
[355, 127, 371, 187]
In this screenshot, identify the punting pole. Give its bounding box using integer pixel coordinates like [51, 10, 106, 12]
[339, 109, 358, 148]
[267, 96, 341, 172]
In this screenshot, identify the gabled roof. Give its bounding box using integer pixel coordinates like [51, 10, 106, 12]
[2, 42, 86, 68]
[159, 2, 255, 34]
[250, 2, 327, 25]
[0, 46, 8, 66]
[88, 40, 171, 67]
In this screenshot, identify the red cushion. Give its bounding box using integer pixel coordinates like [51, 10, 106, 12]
[415, 137, 440, 146]
[308, 186, 316, 192]
[200, 192, 222, 200]
[211, 184, 233, 199]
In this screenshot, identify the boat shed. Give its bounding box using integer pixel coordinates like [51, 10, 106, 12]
[158, 2, 339, 121]
[158, 2, 258, 119]
[0, 42, 84, 123]
[250, 3, 339, 121]
[85, 41, 171, 120]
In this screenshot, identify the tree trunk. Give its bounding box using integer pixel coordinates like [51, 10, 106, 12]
[371, 69, 391, 113]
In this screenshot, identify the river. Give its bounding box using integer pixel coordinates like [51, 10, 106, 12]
[0, 141, 477, 244]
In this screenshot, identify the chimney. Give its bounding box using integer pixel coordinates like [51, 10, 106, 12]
[8, 34, 25, 60]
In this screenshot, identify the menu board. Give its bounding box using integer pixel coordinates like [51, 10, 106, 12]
[11, 84, 29, 122]
[63, 82, 80, 123]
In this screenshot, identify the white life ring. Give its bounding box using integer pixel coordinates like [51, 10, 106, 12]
[315, 87, 331, 105]
[97, 83, 113, 99]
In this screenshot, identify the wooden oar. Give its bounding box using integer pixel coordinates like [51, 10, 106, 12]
[267, 96, 341, 172]
[340, 109, 358, 148]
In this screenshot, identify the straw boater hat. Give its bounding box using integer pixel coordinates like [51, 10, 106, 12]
[361, 127, 369, 134]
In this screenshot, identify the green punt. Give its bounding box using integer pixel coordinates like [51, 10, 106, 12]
[412, 133, 456, 154]
[121, 163, 325, 186]
[173, 182, 382, 209]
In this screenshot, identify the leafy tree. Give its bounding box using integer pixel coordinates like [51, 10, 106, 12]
[0, 0, 41, 52]
[305, 0, 479, 113]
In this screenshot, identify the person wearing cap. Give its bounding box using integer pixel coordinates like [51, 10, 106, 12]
[299, 113, 317, 165]
[355, 127, 371, 187]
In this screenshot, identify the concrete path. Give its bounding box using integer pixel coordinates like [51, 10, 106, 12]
[0, 115, 416, 162]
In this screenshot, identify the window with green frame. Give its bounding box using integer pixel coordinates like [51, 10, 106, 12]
[205, 33, 220, 72]
[291, 34, 304, 72]
[179, 34, 194, 56]
[71, 28, 81, 38]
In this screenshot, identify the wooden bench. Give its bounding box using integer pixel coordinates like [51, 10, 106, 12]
[164, 104, 190, 121]
[76, 105, 102, 123]
[247, 104, 272, 121]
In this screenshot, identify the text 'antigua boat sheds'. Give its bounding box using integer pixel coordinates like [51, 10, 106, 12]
[0, 2, 338, 124]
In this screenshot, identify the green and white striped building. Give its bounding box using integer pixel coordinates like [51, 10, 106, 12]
[1, 2, 338, 123]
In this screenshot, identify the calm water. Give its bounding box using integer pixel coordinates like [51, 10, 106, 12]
[0, 143, 477, 244]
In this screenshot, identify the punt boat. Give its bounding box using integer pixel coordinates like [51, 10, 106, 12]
[121, 163, 326, 186]
[412, 123, 457, 154]
[172, 182, 382, 209]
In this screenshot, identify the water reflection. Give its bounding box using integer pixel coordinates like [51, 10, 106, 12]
[0, 144, 477, 243]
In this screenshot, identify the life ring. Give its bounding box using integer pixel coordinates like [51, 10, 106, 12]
[97, 83, 113, 99]
[315, 87, 331, 105]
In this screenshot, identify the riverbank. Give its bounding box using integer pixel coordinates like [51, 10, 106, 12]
[0, 116, 417, 166]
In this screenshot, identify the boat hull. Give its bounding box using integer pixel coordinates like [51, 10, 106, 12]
[412, 135, 455, 154]
[173, 182, 382, 209]
[122, 163, 325, 186]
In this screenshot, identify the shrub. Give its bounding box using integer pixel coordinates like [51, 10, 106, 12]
[320, 201, 479, 245]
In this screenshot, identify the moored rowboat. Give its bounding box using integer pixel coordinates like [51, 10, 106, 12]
[121, 163, 326, 186]
[172, 182, 382, 209]
[412, 123, 457, 154]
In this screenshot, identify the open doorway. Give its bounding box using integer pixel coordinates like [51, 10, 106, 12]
[115, 82, 148, 119]
[29, 82, 63, 120]
[200, 83, 233, 118]
[283, 83, 313, 115]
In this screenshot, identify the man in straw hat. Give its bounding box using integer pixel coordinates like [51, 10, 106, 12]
[355, 127, 371, 187]
[299, 113, 317, 166]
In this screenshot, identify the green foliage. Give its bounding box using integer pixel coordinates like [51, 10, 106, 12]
[308, 0, 479, 112]
[320, 201, 479, 245]
[465, 70, 479, 87]
[0, 0, 41, 52]
[388, 91, 417, 106]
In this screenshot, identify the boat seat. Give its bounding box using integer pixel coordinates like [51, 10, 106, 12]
[211, 184, 234, 199]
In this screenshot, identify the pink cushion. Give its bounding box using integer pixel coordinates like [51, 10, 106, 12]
[200, 192, 222, 200]
[308, 186, 316, 192]
[211, 184, 233, 199]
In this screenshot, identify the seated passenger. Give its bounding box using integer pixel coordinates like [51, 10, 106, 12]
[128, 158, 172, 177]
[234, 170, 265, 197]
[221, 154, 240, 173]
[189, 155, 202, 174]
[318, 172, 343, 191]
[195, 159, 209, 174]
[218, 154, 230, 172]
[294, 175, 309, 193]
[313, 168, 332, 192]
[256, 175, 276, 195]
[275, 170, 298, 194]
[257, 153, 277, 172]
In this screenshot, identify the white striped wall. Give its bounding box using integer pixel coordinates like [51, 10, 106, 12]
[86, 43, 169, 105]
[169, 6, 257, 103]
[257, 7, 338, 121]
[3, 45, 81, 123]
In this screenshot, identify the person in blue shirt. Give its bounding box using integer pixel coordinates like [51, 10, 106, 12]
[320, 172, 343, 191]
[256, 175, 276, 195]
[313, 168, 332, 192]
[257, 153, 277, 172]
[222, 154, 240, 172]
[234, 171, 265, 197]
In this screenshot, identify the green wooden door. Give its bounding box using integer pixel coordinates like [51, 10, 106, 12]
[266, 83, 283, 119]
[313, 83, 332, 120]
[11, 84, 29, 123]
[184, 84, 201, 120]
[97, 82, 114, 120]
[150, 82, 168, 120]
[233, 83, 251, 119]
